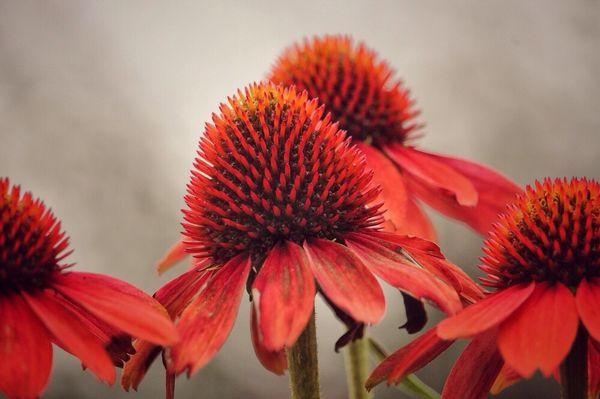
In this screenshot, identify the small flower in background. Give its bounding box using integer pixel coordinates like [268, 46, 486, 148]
[122, 82, 476, 391]
[368, 177, 600, 399]
[0, 178, 177, 399]
[269, 35, 522, 241]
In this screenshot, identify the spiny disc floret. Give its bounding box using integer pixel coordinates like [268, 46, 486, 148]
[480, 178, 600, 289]
[269, 35, 420, 147]
[183, 83, 382, 264]
[0, 178, 70, 295]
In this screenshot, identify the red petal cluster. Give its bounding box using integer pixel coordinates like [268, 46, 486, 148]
[269, 35, 420, 147]
[480, 177, 600, 289]
[183, 82, 382, 264]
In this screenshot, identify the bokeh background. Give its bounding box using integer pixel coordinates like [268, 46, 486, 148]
[1, 1, 599, 398]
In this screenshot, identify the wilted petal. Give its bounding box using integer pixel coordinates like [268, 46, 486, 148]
[366, 327, 453, 390]
[169, 254, 250, 376]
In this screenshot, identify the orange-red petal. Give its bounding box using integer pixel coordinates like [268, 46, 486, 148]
[252, 241, 315, 351]
[384, 145, 478, 207]
[366, 327, 453, 390]
[24, 290, 115, 384]
[345, 232, 461, 315]
[0, 295, 52, 399]
[303, 238, 385, 324]
[355, 142, 408, 232]
[250, 305, 287, 375]
[576, 278, 600, 342]
[437, 282, 535, 340]
[169, 254, 251, 376]
[418, 150, 522, 234]
[497, 282, 579, 377]
[490, 363, 521, 394]
[441, 331, 503, 399]
[156, 239, 188, 275]
[54, 272, 178, 346]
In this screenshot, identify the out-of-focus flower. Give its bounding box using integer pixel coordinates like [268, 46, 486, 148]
[268, 34, 522, 241]
[122, 82, 474, 390]
[368, 178, 600, 398]
[0, 178, 177, 399]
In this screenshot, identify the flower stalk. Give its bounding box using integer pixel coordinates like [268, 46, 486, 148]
[560, 325, 588, 399]
[287, 309, 320, 399]
[344, 336, 372, 399]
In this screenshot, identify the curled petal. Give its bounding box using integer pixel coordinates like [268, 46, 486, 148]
[441, 331, 503, 399]
[250, 305, 287, 375]
[498, 282, 579, 377]
[169, 255, 251, 376]
[490, 363, 521, 395]
[437, 283, 535, 340]
[24, 290, 115, 384]
[415, 150, 522, 234]
[157, 239, 189, 275]
[121, 340, 162, 391]
[366, 327, 453, 390]
[252, 241, 315, 351]
[355, 142, 408, 231]
[346, 232, 461, 315]
[54, 272, 178, 346]
[0, 295, 52, 399]
[576, 278, 600, 342]
[384, 145, 478, 207]
[303, 239, 385, 324]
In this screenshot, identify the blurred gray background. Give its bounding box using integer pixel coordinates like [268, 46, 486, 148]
[1, 1, 598, 398]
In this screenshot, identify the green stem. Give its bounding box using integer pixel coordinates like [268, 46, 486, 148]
[286, 309, 320, 399]
[560, 325, 588, 399]
[344, 336, 372, 399]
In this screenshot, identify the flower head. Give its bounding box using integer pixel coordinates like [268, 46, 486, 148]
[268, 35, 522, 239]
[123, 82, 469, 389]
[269, 35, 419, 147]
[0, 178, 177, 399]
[368, 178, 600, 398]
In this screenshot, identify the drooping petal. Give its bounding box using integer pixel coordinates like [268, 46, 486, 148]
[416, 150, 522, 234]
[490, 363, 521, 395]
[398, 196, 437, 242]
[355, 142, 408, 231]
[400, 292, 428, 334]
[168, 254, 251, 376]
[157, 239, 189, 275]
[345, 232, 461, 315]
[54, 272, 178, 346]
[154, 263, 214, 318]
[576, 278, 600, 342]
[441, 331, 503, 399]
[121, 340, 162, 391]
[384, 145, 478, 207]
[366, 327, 453, 390]
[437, 282, 535, 340]
[303, 238, 385, 324]
[250, 305, 287, 375]
[0, 295, 52, 399]
[252, 241, 315, 351]
[23, 290, 115, 384]
[497, 282, 579, 377]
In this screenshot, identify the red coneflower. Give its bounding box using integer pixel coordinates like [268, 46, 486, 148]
[268, 34, 522, 241]
[122, 82, 474, 394]
[368, 178, 600, 399]
[0, 178, 178, 399]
